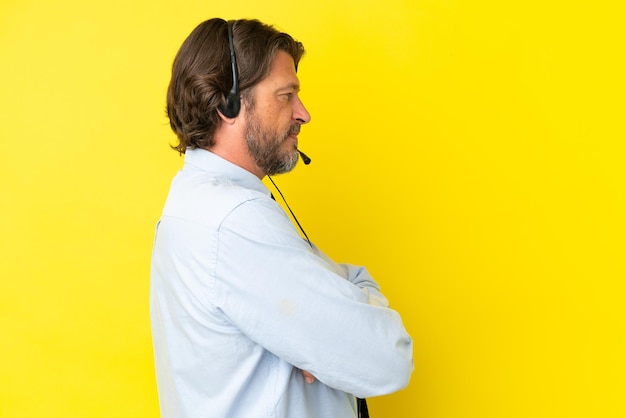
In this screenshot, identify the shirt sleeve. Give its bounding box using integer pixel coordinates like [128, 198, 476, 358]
[312, 247, 391, 308]
[212, 197, 413, 398]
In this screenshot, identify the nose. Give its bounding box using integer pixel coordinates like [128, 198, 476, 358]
[293, 95, 311, 124]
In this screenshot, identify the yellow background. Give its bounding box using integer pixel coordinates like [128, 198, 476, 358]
[1, 0, 625, 417]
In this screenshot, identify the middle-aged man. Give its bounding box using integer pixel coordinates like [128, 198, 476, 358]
[150, 18, 414, 418]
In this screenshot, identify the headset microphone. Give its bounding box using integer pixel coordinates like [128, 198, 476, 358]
[298, 150, 311, 165]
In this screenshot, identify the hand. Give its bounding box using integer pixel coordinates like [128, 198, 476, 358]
[301, 370, 316, 384]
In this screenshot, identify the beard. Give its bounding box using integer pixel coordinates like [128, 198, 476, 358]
[245, 111, 300, 176]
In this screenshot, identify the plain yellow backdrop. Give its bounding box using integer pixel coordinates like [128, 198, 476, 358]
[1, 0, 625, 417]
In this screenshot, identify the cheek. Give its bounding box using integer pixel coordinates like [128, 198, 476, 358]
[255, 102, 293, 131]
[266, 111, 291, 133]
[279, 107, 295, 126]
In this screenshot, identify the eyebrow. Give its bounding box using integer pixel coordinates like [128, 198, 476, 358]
[276, 82, 300, 93]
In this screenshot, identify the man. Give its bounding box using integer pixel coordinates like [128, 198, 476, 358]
[151, 18, 413, 418]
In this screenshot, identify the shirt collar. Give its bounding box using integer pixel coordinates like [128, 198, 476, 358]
[184, 148, 271, 197]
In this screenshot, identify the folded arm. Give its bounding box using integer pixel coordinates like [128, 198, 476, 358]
[213, 199, 413, 398]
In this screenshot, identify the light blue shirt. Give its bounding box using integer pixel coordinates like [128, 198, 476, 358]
[150, 148, 413, 418]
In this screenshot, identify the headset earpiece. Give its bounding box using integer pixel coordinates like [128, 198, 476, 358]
[220, 91, 240, 118]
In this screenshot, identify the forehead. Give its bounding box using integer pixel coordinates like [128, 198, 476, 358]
[257, 50, 300, 91]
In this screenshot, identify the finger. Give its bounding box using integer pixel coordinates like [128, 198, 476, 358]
[301, 370, 315, 384]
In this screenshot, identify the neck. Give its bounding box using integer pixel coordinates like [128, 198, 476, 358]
[206, 142, 265, 179]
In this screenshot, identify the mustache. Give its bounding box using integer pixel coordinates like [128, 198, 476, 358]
[285, 124, 301, 138]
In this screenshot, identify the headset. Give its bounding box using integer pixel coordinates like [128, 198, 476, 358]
[218, 21, 241, 118]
